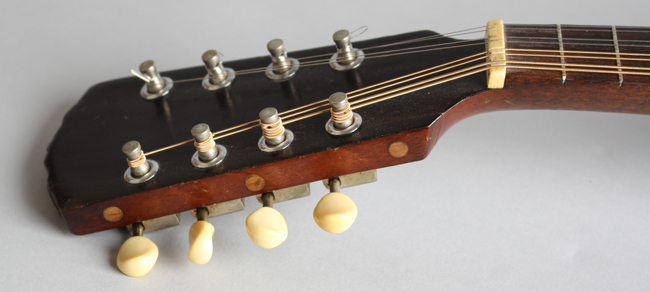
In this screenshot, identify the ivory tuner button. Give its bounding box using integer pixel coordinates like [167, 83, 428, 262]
[245, 207, 288, 249]
[313, 192, 358, 234]
[116, 236, 159, 277]
[188, 221, 215, 265]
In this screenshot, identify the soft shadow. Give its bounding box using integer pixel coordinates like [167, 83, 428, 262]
[23, 100, 77, 234]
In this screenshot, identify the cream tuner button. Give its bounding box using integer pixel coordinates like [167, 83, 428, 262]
[116, 223, 159, 277]
[188, 208, 215, 265]
[245, 193, 288, 249]
[314, 178, 358, 233]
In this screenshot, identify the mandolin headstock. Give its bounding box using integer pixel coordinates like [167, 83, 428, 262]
[45, 24, 501, 276]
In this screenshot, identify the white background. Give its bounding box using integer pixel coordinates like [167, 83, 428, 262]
[1, 0, 650, 291]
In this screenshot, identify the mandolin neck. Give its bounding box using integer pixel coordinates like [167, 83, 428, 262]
[436, 24, 650, 135]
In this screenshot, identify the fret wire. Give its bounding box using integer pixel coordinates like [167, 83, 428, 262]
[557, 24, 567, 84]
[612, 25, 624, 87]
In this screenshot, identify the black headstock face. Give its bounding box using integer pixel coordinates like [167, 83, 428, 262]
[46, 30, 487, 234]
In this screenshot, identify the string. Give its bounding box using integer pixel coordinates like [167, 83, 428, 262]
[139, 23, 650, 156]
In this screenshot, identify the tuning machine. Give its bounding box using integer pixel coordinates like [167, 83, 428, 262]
[187, 199, 245, 265]
[315, 170, 377, 233]
[245, 184, 310, 248]
[265, 39, 299, 81]
[330, 29, 365, 71]
[202, 49, 235, 90]
[117, 213, 180, 277]
[137, 60, 173, 100]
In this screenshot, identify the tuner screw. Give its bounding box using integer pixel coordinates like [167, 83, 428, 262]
[202, 49, 235, 90]
[330, 29, 365, 71]
[191, 123, 227, 168]
[138, 60, 173, 100]
[122, 141, 159, 184]
[246, 192, 288, 249]
[188, 207, 215, 265]
[117, 223, 159, 277]
[325, 92, 362, 135]
[265, 39, 300, 81]
[258, 107, 294, 152]
[313, 178, 358, 234]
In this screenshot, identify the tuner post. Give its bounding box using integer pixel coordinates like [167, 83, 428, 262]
[202, 49, 235, 90]
[258, 107, 294, 152]
[122, 141, 159, 184]
[138, 60, 173, 100]
[191, 123, 227, 168]
[325, 92, 362, 135]
[265, 39, 299, 81]
[330, 29, 365, 71]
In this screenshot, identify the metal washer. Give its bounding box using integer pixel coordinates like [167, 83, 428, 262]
[330, 49, 365, 71]
[258, 129, 294, 152]
[124, 160, 159, 184]
[140, 77, 173, 100]
[202, 68, 235, 90]
[265, 58, 300, 82]
[326, 112, 362, 136]
[191, 144, 227, 168]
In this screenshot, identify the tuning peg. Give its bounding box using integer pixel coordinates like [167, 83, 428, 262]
[325, 92, 362, 136]
[116, 223, 159, 277]
[190, 123, 227, 168]
[201, 49, 235, 90]
[246, 192, 288, 249]
[188, 207, 215, 265]
[122, 141, 159, 184]
[313, 178, 358, 234]
[137, 60, 173, 100]
[258, 107, 294, 152]
[265, 39, 299, 81]
[330, 29, 365, 71]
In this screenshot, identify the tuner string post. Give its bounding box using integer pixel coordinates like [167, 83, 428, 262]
[123, 141, 159, 184]
[138, 60, 173, 100]
[195, 207, 209, 221]
[330, 29, 365, 71]
[202, 49, 235, 90]
[132, 222, 144, 237]
[191, 123, 227, 168]
[265, 39, 300, 81]
[258, 107, 294, 152]
[328, 178, 341, 193]
[261, 192, 275, 208]
[325, 92, 362, 136]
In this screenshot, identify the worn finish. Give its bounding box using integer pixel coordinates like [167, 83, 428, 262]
[46, 25, 650, 235]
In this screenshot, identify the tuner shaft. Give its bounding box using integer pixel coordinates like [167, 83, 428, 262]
[190, 123, 227, 168]
[330, 30, 365, 71]
[138, 60, 173, 100]
[325, 92, 362, 135]
[202, 49, 235, 90]
[122, 141, 159, 184]
[258, 107, 295, 152]
[265, 39, 299, 81]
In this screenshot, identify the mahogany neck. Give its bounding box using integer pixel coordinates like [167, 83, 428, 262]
[503, 24, 650, 85]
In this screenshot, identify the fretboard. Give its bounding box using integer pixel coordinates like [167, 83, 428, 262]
[503, 24, 650, 85]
